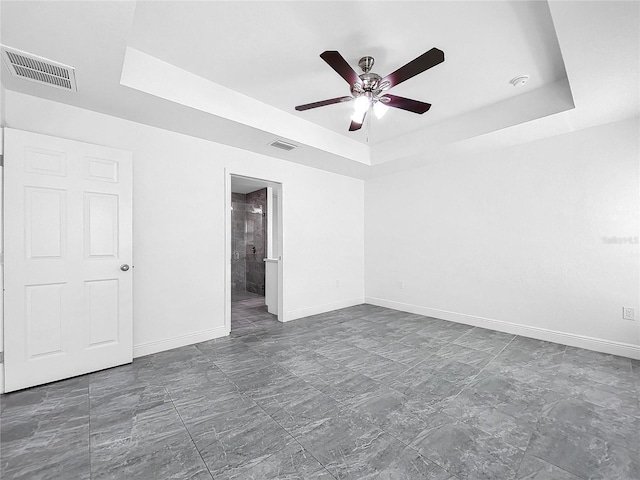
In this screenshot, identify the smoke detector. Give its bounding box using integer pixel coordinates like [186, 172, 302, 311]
[1, 45, 77, 92]
[510, 75, 530, 87]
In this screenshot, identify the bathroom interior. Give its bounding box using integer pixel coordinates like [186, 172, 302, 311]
[230, 175, 281, 327]
[231, 188, 268, 307]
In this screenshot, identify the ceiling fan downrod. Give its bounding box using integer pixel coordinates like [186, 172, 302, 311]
[352, 56, 383, 97]
[358, 56, 375, 73]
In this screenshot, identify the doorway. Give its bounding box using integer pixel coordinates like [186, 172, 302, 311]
[225, 173, 283, 333]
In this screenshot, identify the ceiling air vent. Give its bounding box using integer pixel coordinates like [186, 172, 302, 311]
[1, 45, 77, 92]
[269, 140, 297, 152]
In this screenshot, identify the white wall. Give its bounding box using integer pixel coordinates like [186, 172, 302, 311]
[1, 83, 6, 127]
[1, 84, 5, 387]
[4, 90, 639, 364]
[4, 91, 365, 356]
[366, 117, 640, 358]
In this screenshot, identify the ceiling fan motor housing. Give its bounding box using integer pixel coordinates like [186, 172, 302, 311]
[352, 72, 382, 97]
[351, 56, 382, 98]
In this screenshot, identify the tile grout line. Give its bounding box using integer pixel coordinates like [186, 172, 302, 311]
[143, 305, 640, 479]
[88, 380, 93, 480]
[508, 343, 569, 477]
[208, 352, 339, 479]
[245, 338, 461, 478]
[226, 309, 448, 477]
[8, 302, 637, 480]
[243, 400, 338, 480]
[465, 334, 518, 383]
[523, 343, 602, 480]
[386, 326, 478, 382]
[237, 313, 524, 472]
[165, 386, 216, 480]
[213, 302, 342, 477]
[409, 333, 520, 417]
[397, 335, 522, 474]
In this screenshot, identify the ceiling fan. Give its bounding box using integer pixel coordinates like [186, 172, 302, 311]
[295, 48, 445, 131]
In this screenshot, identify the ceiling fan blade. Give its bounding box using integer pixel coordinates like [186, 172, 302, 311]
[349, 110, 367, 131]
[295, 96, 352, 111]
[382, 94, 432, 114]
[381, 48, 444, 88]
[320, 51, 362, 87]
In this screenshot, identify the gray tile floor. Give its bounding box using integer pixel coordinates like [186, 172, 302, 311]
[2, 299, 639, 479]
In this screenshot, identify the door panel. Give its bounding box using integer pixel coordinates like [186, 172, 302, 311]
[4, 128, 133, 392]
[85, 156, 118, 183]
[24, 147, 66, 176]
[26, 283, 66, 358]
[85, 279, 120, 347]
[25, 187, 67, 259]
[84, 192, 119, 257]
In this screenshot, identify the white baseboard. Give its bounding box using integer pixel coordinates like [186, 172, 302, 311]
[366, 297, 640, 360]
[133, 325, 229, 358]
[285, 297, 365, 323]
[0, 328, 229, 393]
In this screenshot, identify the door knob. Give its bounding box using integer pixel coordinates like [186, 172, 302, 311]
[120, 264, 130, 271]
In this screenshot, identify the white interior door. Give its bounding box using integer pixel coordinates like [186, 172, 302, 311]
[3, 128, 133, 392]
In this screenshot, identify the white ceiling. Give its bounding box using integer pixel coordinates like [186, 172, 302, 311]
[128, 1, 566, 145]
[1, 1, 638, 178]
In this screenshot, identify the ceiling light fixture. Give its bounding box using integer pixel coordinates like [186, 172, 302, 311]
[351, 95, 371, 125]
[348, 56, 392, 126]
[296, 49, 443, 132]
[373, 100, 389, 119]
[350, 108, 367, 125]
[353, 95, 370, 115]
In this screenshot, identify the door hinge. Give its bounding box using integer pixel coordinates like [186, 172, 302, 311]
[0, 351, 4, 364]
[0, 154, 4, 166]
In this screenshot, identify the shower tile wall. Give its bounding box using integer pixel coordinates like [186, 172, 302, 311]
[231, 193, 247, 292]
[245, 188, 267, 295]
[231, 189, 267, 296]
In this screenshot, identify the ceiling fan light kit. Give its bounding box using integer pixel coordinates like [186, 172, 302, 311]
[295, 48, 445, 131]
[373, 100, 389, 119]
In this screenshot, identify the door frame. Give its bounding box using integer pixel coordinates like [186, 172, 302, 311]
[224, 170, 284, 333]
